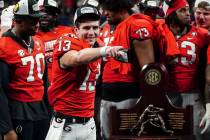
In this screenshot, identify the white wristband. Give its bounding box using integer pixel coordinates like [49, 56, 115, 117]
[206, 103, 210, 114]
[100, 46, 109, 57]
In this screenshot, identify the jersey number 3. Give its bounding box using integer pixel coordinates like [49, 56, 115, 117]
[175, 41, 196, 65]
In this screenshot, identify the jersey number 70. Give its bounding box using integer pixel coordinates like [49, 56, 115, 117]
[21, 53, 45, 82]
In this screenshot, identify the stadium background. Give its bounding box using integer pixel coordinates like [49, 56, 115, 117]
[0, 0, 197, 26]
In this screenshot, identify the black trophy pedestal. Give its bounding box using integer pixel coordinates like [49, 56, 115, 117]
[109, 63, 194, 140]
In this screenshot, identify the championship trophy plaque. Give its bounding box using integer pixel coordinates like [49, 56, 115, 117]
[109, 63, 194, 140]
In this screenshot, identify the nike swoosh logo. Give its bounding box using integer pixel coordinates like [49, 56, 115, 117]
[91, 126, 95, 130]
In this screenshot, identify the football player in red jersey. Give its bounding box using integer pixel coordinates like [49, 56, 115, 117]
[0, 0, 17, 140]
[162, 0, 210, 139]
[36, 0, 74, 84]
[0, 0, 49, 140]
[98, 0, 177, 139]
[36, 0, 74, 118]
[46, 5, 122, 140]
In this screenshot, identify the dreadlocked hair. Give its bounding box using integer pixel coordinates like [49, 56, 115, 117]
[165, 11, 180, 26]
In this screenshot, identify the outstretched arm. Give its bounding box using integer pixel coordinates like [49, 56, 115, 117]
[60, 46, 122, 68]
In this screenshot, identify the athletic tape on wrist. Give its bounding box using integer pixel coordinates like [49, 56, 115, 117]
[100, 46, 109, 57]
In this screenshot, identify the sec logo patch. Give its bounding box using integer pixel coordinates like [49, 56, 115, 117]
[18, 49, 25, 57]
[145, 69, 161, 85]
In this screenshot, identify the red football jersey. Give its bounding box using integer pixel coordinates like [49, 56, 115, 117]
[98, 23, 114, 47]
[167, 26, 210, 92]
[207, 33, 210, 64]
[102, 14, 160, 83]
[48, 33, 101, 117]
[207, 45, 210, 64]
[0, 33, 45, 102]
[36, 26, 73, 83]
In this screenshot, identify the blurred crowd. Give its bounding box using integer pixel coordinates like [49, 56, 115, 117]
[0, 0, 203, 26]
[0, 0, 90, 25]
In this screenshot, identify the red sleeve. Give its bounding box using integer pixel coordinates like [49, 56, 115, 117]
[198, 28, 210, 64]
[53, 34, 85, 58]
[130, 19, 154, 40]
[207, 44, 210, 64]
[0, 38, 9, 60]
[56, 26, 74, 36]
[35, 31, 44, 38]
[197, 27, 210, 46]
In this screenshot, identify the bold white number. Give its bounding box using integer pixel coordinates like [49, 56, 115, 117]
[136, 28, 149, 39]
[36, 53, 45, 79]
[21, 53, 45, 82]
[103, 37, 114, 61]
[104, 37, 114, 46]
[21, 56, 35, 82]
[79, 63, 101, 91]
[174, 41, 196, 65]
[181, 41, 196, 65]
[58, 40, 71, 51]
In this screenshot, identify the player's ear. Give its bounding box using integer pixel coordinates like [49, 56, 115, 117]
[74, 26, 79, 36]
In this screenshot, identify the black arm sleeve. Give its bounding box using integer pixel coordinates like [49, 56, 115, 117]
[0, 61, 13, 135]
[43, 61, 49, 96]
[42, 61, 53, 117]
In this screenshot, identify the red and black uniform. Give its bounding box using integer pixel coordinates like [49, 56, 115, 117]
[207, 38, 210, 65]
[0, 30, 46, 103]
[99, 14, 180, 139]
[167, 26, 210, 93]
[48, 33, 101, 117]
[101, 14, 169, 101]
[0, 30, 49, 138]
[36, 26, 73, 83]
